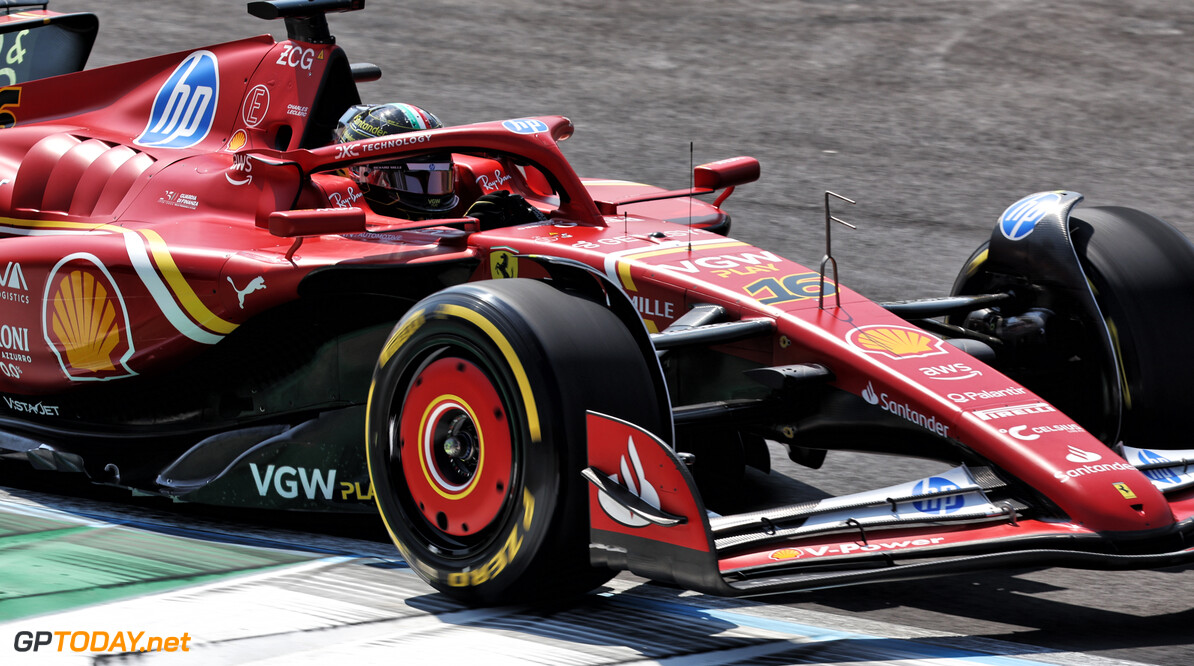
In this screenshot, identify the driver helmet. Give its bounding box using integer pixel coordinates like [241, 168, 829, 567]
[334, 103, 458, 217]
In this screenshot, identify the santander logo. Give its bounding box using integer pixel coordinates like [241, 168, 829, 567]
[597, 437, 660, 528]
[1065, 446, 1102, 464]
[862, 382, 879, 405]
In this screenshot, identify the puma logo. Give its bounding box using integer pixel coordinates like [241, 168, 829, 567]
[227, 275, 266, 308]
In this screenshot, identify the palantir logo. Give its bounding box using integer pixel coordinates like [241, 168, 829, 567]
[999, 191, 1061, 241]
[911, 477, 965, 515]
[136, 50, 219, 149]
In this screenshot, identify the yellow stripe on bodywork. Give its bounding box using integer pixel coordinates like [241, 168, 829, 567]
[438, 303, 541, 443]
[613, 240, 749, 291]
[139, 229, 237, 335]
[0, 216, 123, 234]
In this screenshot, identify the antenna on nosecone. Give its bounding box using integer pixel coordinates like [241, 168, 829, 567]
[819, 191, 856, 309]
[688, 141, 694, 253]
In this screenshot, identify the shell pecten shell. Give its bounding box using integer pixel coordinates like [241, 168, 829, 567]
[50, 270, 120, 372]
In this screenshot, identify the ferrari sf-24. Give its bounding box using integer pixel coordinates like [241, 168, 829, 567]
[1, 0, 1192, 604]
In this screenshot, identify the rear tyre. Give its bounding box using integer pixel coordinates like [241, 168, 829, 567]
[366, 279, 667, 604]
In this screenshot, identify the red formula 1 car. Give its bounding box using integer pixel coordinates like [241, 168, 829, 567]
[2, 0, 1193, 605]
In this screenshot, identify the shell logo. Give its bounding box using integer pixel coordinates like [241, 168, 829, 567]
[848, 325, 947, 360]
[226, 129, 248, 151]
[769, 548, 803, 561]
[42, 256, 136, 381]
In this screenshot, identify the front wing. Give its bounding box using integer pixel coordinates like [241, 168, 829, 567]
[584, 412, 1194, 597]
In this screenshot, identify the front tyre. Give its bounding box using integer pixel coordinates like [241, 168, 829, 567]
[366, 279, 666, 604]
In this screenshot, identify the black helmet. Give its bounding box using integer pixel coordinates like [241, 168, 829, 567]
[334, 103, 458, 217]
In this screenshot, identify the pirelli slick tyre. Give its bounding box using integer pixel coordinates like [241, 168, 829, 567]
[366, 279, 667, 605]
[953, 207, 1194, 447]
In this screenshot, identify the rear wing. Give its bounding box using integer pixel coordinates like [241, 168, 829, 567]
[0, 4, 97, 83]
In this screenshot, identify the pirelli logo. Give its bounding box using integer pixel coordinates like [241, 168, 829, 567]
[973, 402, 1055, 421]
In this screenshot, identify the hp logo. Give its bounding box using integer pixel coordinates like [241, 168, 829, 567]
[999, 191, 1061, 241]
[136, 50, 219, 149]
[502, 118, 548, 135]
[912, 477, 966, 515]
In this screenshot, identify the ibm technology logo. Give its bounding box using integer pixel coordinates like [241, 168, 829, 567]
[136, 50, 219, 149]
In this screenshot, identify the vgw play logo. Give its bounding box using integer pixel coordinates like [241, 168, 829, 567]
[136, 50, 219, 149]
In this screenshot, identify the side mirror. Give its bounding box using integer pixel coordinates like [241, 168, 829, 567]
[694, 156, 760, 190]
[268, 207, 366, 237]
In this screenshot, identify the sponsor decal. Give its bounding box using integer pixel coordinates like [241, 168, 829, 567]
[797, 536, 947, 557]
[241, 84, 269, 127]
[226, 275, 266, 309]
[848, 325, 947, 360]
[1000, 422, 1083, 441]
[158, 190, 199, 209]
[861, 382, 950, 438]
[597, 436, 661, 528]
[328, 185, 363, 208]
[1, 261, 29, 304]
[1113, 482, 1137, 500]
[276, 44, 320, 71]
[973, 402, 1056, 421]
[249, 463, 337, 500]
[1053, 458, 1136, 483]
[476, 169, 513, 193]
[912, 477, 965, 514]
[136, 50, 219, 149]
[226, 128, 248, 151]
[3, 396, 58, 416]
[447, 488, 534, 587]
[338, 481, 375, 501]
[502, 118, 549, 134]
[571, 229, 697, 249]
[630, 295, 674, 319]
[769, 548, 803, 561]
[14, 630, 192, 653]
[42, 255, 136, 381]
[226, 152, 252, 186]
[1135, 449, 1183, 486]
[334, 131, 430, 160]
[1065, 446, 1102, 463]
[0, 324, 27, 357]
[1003, 425, 1039, 441]
[999, 191, 1061, 241]
[0, 85, 19, 128]
[919, 362, 981, 381]
[490, 251, 517, 279]
[947, 386, 1029, 403]
[659, 249, 783, 276]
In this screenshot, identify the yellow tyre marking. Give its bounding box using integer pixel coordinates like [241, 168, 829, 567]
[417, 393, 485, 500]
[437, 303, 541, 443]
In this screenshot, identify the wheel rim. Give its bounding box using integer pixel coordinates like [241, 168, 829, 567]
[399, 355, 514, 538]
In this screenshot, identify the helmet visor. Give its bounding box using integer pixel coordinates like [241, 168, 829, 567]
[364, 160, 455, 197]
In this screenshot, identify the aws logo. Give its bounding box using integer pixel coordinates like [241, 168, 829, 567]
[136, 50, 219, 149]
[42, 254, 135, 381]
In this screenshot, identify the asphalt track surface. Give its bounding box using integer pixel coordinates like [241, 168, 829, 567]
[10, 0, 1194, 664]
